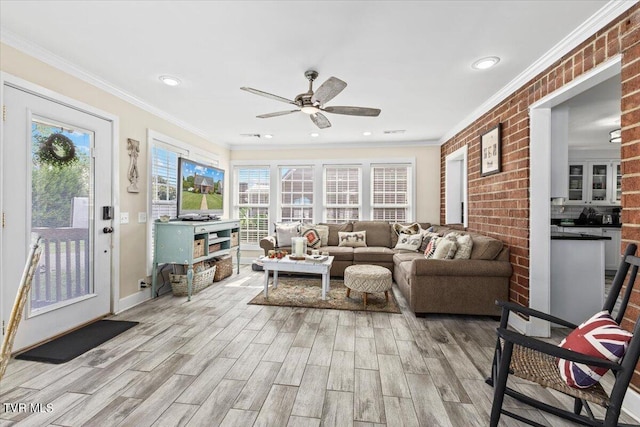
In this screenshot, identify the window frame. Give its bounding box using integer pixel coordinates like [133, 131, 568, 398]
[370, 163, 413, 222]
[234, 166, 272, 248]
[323, 165, 363, 223]
[146, 130, 219, 274]
[230, 157, 415, 249]
[279, 165, 315, 224]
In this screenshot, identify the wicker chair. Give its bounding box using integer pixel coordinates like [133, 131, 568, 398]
[487, 243, 640, 427]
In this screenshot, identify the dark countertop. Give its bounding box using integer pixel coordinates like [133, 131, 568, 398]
[551, 232, 611, 240]
[551, 222, 621, 228]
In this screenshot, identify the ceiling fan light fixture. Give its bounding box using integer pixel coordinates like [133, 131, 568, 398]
[159, 75, 181, 86]
[610, 128, 621, 143]
[301, 105, 320, 115]
[471, 56, 500, 70]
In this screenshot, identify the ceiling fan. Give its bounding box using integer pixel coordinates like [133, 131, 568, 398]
[240, 70, 381, 129]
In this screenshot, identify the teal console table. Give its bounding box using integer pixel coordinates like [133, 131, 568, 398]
[152, 219, 240, 300]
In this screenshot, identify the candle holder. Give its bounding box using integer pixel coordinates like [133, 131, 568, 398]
[290, 237, 307, 260]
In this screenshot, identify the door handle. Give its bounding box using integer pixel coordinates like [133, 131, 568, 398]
[103, 227, 114, 234]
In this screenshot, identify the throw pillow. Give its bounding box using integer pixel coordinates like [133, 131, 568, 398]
[338, 231, 367, 248]
[419, 231, 441, 253]
[452, 234, 474, 260]
[393, 222, 422, 235]
[431, 235, 458, 259]
[302, 228, 321, 248]
[301, 224, 330, 247]
[424, 238, 437, 258]
[558, 311, 633, 389]
[394, 233, 423, 252]
[274, 222, 300, 247]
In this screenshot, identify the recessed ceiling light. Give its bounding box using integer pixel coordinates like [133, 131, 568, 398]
[263, 134, 273, 139]
[363, 131, 372, 136]
[471, 56, 500, 70]
[159, 75, 181, 86]
[310, 132, 319, 137]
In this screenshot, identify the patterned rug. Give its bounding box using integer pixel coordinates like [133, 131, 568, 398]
[248, 277, 401, 313]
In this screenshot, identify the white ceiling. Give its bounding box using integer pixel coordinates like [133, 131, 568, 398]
[0, 1, 620, 149]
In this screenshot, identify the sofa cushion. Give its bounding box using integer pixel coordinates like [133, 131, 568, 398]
[453, 234, 473, 259]
[469, 234, 503, 260]
[302, 228, 321, 248]
[394, 233, 423, 252]
[275, 222, 300, 247]
[353, 221, 392, 247]
[301, 224, 329, 247]
[392, 222, 421, 236]
[354, 247, 395, 263]
[431, 235, 458, 259]
[393, 251, 424, 264]
[339, 231, 367, 247]
[318, 245, 354, 261]
[321, 222, 353, 246]
[394, 260, 413, 285]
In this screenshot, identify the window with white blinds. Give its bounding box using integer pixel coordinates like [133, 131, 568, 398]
[236, 167, 270, 244]
[151, 144, 184, 221]
[324, 166, 361, 223]
[280, 166, 314, 223]
[371, 165, 411, 221]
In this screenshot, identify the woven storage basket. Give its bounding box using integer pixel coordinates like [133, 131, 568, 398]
[170, 265, 216, 296]
[193, 239, 205, 258]
[213, 256, 233, 282]
[231, 231, 239, 247]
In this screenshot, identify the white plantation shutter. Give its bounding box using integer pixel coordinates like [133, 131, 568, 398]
[324, 166, 361, 223]
[372, 165, 411, 221]
[280, 166, 314, 223]
[236, 167, 270, 244]
[151, 145, 184, 220]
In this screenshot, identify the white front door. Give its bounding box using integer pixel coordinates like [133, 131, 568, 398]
[1, 84, 113, 352]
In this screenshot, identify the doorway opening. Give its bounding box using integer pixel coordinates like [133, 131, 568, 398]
[445, 145, 468, 228]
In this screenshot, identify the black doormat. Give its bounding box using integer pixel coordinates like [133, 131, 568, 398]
[16, 320, 138, 364]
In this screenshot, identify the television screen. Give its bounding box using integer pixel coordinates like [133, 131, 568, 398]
[177, 157, 224, 218]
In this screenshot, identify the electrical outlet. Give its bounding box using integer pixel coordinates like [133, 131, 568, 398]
[138, 279, 148, 290]
[138, 212, 147, 223]
[120, 212, 129, 224]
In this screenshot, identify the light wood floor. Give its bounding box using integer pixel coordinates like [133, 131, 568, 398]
[1, 266, 635, 426]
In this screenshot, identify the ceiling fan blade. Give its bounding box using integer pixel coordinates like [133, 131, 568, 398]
[257, 110, 300, 119]
[323, 106, 381, 117]
[310, 112, 331, 129]
[240, 87, 296, 105]
[311, 77, 347, 105]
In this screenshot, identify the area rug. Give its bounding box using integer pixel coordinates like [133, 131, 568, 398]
[248, 277, 401, 313]
[16, 320, 138, 364]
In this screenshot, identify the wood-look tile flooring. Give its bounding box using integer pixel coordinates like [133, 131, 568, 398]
[1, 267, 635, 426]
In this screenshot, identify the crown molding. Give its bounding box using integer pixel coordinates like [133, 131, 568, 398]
[439, 0, 638, 145]
[229, 138, 440, 151]
[0, 28, 227, 148]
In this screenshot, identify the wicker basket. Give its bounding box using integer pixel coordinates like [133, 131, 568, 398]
[213, 256, 233, 282]
[194, 239, 205, 258]
[169, 265, 216, 296]
[231, 231, 239, 247]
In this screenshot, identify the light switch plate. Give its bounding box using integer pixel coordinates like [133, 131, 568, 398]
[138, 212, 147, 223]
[120, 212, 129, 224]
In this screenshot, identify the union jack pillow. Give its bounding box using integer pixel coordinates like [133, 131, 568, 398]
[558, 311, 633, 388]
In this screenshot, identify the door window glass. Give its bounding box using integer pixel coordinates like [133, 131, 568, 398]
[31, 118, 93, 312]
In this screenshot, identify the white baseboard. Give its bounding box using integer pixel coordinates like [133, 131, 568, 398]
[623, 387, 640, 422]
[116, 288, 151, 314]
[507, 312, 528, 334]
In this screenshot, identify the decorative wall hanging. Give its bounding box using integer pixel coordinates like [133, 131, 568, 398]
[480, 123, 501, 177]
[37, 133, 77, 167]
[127, 138, 140, 193]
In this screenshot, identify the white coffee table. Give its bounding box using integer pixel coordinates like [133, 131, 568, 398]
[261, 255, 334, 300]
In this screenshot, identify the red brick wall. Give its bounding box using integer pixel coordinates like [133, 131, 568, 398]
[440, 5, 640, 389]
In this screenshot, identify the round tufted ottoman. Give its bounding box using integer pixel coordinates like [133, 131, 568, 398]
[344, 264, 392, 308]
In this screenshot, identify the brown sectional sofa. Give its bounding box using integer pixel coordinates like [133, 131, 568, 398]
[260, 221, 512, 316]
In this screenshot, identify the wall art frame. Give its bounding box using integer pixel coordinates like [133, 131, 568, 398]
[480, 123, 501, 177]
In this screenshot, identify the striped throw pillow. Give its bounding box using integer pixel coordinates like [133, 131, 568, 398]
[558, 311, 633, 388]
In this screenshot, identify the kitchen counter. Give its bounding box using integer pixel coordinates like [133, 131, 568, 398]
[551, 232, 611, 240]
